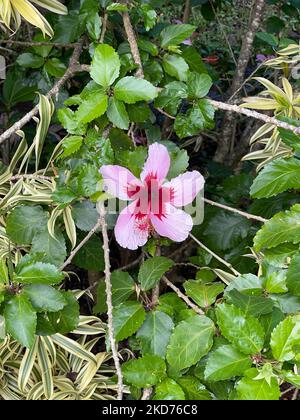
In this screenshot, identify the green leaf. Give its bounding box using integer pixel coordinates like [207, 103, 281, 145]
[114, 76, 158, 104]
[4, 294, 37, 348]
[47, 291, 80, 334]
[265, 270, 288, 294]
[17, 53, 44, 68]
[24, 285, 66, 313]
[122, 355, 166, 388]
[254, 204, 300, 251]
[270, 315, 300, 361]
[177, 376, 212, 400]
[0, 259, 9, 284]
[57, 108, 87, 135]
[138, 257, 174, 291]
[204, 212, 251, 251]
[73, 234, 104, 271]
[136, 311, 174, 357]
[14, 262, 64, 285]
[205, 345, 252, 382]
[107, 97, 130, 129]
[44, 58, 66, 77]
[250, 158, 300, 199]
[226, 289, 274, 317]
[160, 24, 196, 48]
[184, 281, 224, 308]
[167, 315, 215, 370]
[225, 274, 264, 296]
[278, 128, 300, 153]
[107, 2, 128, 12]
[59, 136, 83, 159]
[113, 301, 146, 342]
[31, 228, 67, 267]
[76, 91, 108, 124]
[94, 271, 135, 315]
[216, 303, 265, 355]
[0, 315, 5, 340]
[154, 378, 185, 400]
[6, 206, 48, 245]
[154, 81, 187, 116]
[162, 54, 189, 81]
[90, 44, 120, 88]
[286, 255, 300, 296]
[236, 368, 280, 400]
[187, 72, 212, 99]
[256, 31, 278, 47]
[168, 149, 189, 179]
[72, 201, 99, 232]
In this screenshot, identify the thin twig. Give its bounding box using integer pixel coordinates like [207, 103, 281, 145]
[100, 13, 108, 43]
[162, 276, 204, 315]
[122, 9, 144, 78]
[141, 388, 153, 400]
[203, 198, 267, 223]
[209, 99, 300, 135]
[189, 234, 241, 276]
[0, 41, 86, 145]
[60, 218, 102, 271]
[0, 40, 80, 49]
[98, 202, 124, 401]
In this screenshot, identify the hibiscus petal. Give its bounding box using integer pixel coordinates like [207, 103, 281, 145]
[164, 171, 205, 207]
[100, 165, 141, 200]
[150, 204, 193, 242]
[115, 201, 149, 250]
[141, 143, 170, 182]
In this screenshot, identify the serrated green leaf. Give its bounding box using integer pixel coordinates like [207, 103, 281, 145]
[286, 255, 300, 296]
[136, 311, 174, 357]
[177, 376, 212, 400]
[114, 76, 158, 104]
[226, 289, 274, 317]
[205, 345, 252, 381]
[107, 97, 130, 129]
[14, 262, 64, 285]
[270, 315, 300, 361]
[187, 72, 212, 99]
[47, 291, 80, 334]
[59, 136, 83, 159]
[138, 257, 174, 291]
[90, 44, 120, 88]
[184, 281, 224, 308]
[162, 54, 189, 82]
[167, 315, 215, 369]
[76, 92, 108, 124]
[216, 303, 265, 355]
[31, 228, 67, 267]
[4, 294, 37, 348]
[236, 368, 280, 400]
[113, 301, 146, 342]
[250, 158, 300, 199]
[154, 378, 185, 400]
[160, 24, 196, 48]
[24, 285, 66, 313]
[122, 355, 166, 388]
[6, 206, 48, 245]
[204, 211, 251, 251]
[254, 204, 300, 251]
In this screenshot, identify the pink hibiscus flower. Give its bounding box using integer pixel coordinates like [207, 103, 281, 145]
[100, 143, 205, 250]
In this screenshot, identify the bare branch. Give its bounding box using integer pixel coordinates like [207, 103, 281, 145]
[189, 234, 241, 276]
[209, 99, 300, 135]
[0, 41, 86, 145]
[162, 276, 204, 315]
[122, 10, 144, 78]
[98, 202, 124, 401]
[203, 198, 267, 223]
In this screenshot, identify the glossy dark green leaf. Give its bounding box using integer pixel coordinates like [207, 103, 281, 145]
[24, 285, 66, 313]
[138, 257, 174, 291]
[122, 355, 166, 387]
